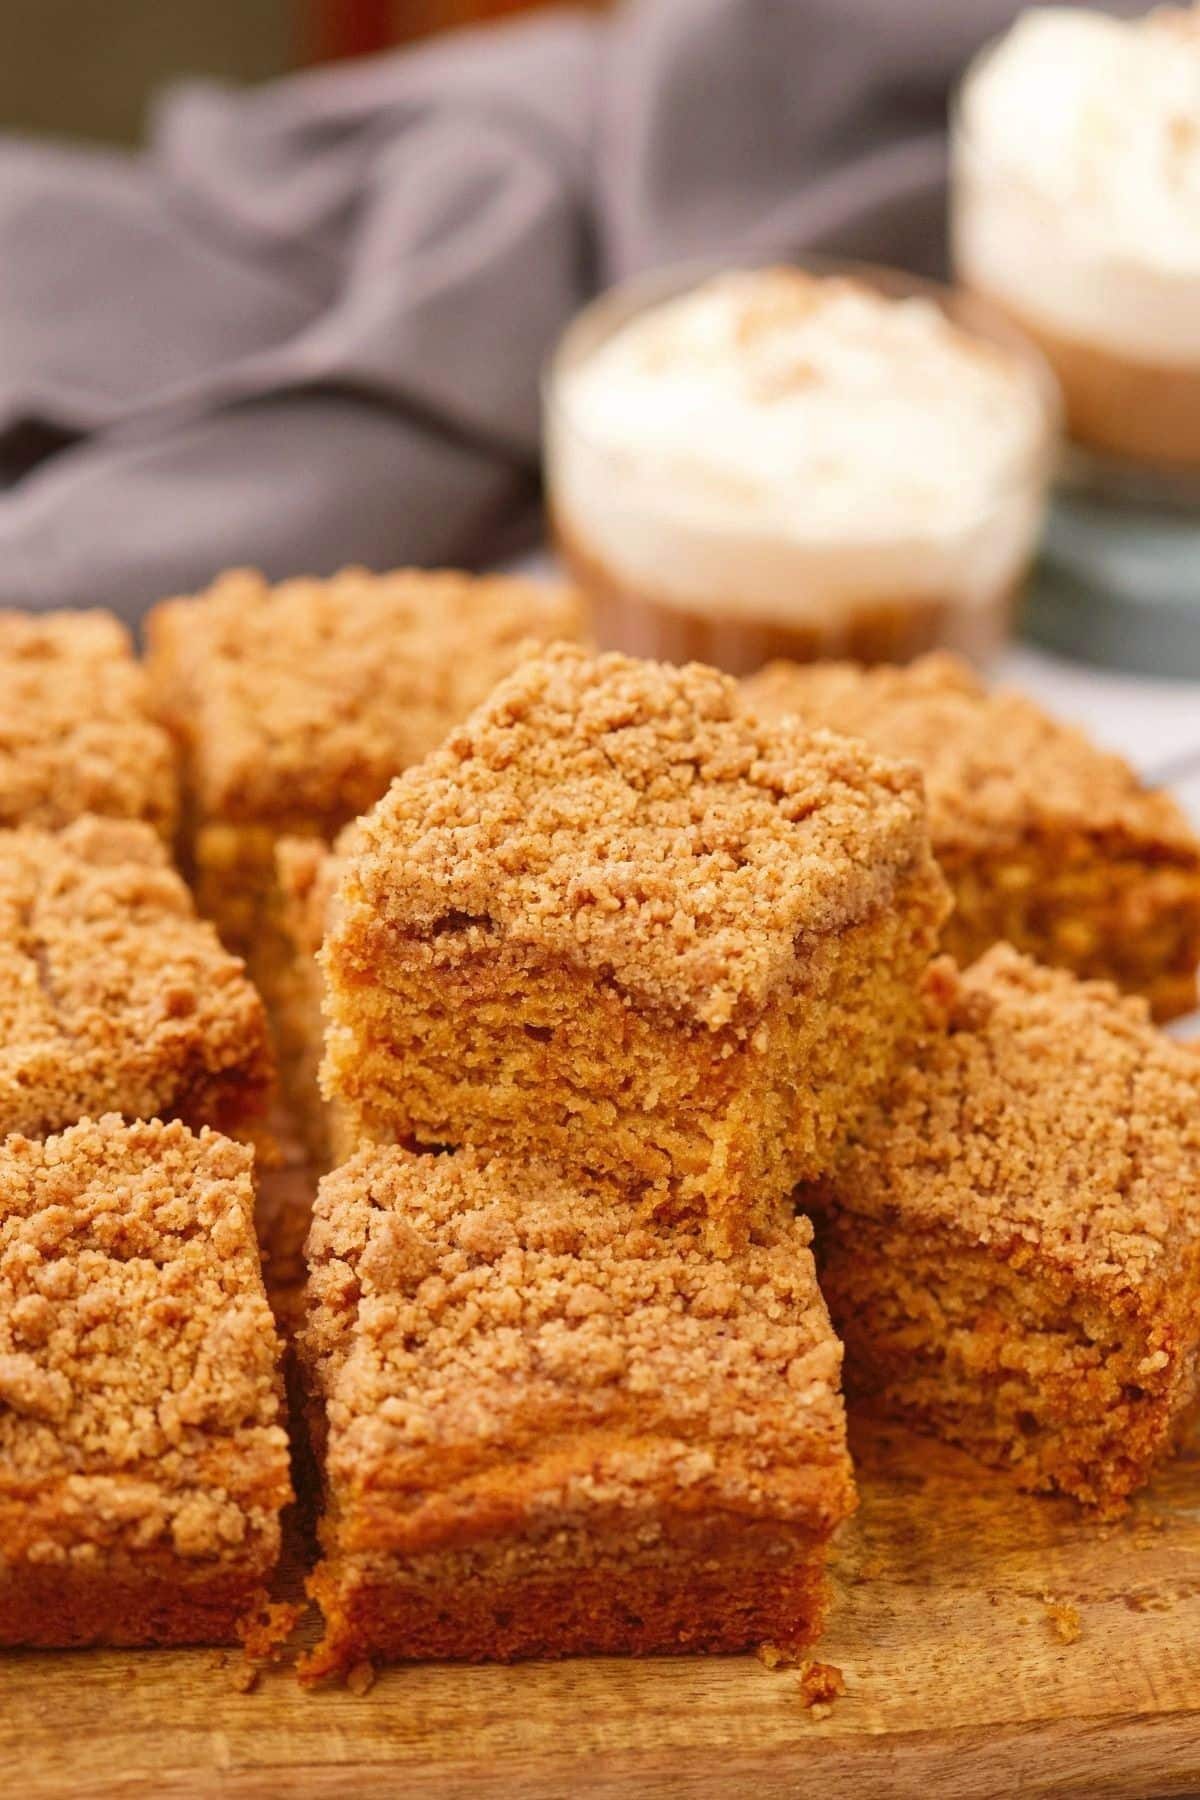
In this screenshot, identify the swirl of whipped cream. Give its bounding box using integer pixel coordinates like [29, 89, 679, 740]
[954, 6, 1200, 361]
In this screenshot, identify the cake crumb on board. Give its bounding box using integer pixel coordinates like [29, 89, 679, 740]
[240, 1600, 304, 1664]
[798, 1661, 847, 1710]
[1042, 1596, 1082, 1645]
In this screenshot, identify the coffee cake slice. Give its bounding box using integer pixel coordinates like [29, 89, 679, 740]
[0, 1116, 291, 1646]
[804, 946, 1200, 1509]
[744, 652, 1200, 1020]
[298, 1145, 854, 1675]
[0, 816, 273, 1140]
[144, 565, 585, 1018]
[322, 645, 948, 1251]
[0, 608, 177, 839]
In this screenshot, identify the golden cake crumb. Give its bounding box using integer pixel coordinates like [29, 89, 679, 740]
[0, 815, 274, 1140]
[274, 828, 360, 1167]
[798, 1660, 847, 1708]
[744, 653, 1200, 1019]
[239, 1598, 304, 1662]
[1042, 1596, 1082, 1645]
[0, 609, 177, 838]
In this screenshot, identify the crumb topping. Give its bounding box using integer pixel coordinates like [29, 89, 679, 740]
[0, 816, 273, 1136]
[301, 1145, 851, 1524]
[0, 609, 177, 837]
[145, 567, 586, 827]
[0, 1116, 289, 1559]
[744, 654, 1199, 859]
[817, 945, 1200, 1293]
[336, 645, 934, 1026]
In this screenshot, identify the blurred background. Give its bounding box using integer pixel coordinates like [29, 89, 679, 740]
[0, 1, 594, 143]
[0, 0, 1196, 723]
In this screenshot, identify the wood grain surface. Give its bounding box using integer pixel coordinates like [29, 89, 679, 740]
[5, 1167, 1200, 1800]
[5, 1420, 1199, 1796]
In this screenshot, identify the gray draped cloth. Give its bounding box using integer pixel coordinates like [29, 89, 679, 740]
[0, 0, 1030, 618]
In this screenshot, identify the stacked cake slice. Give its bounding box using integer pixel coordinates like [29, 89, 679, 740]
[298, 643, 951, 1673]
[319, 645, 949, 1249]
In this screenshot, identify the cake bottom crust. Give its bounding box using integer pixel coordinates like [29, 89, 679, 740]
[0, 1562, 270, 1649]
[301, 1542, 832, 1681]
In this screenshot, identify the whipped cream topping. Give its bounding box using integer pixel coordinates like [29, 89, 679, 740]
[955, 6, 1200, 358]
[558, 272, 1040, 538]
[549, 270, 1048, 624]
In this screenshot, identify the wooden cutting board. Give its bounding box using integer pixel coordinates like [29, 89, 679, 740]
[5, 1165, 1200, 1799]
[5, 1420, 1199, 1799]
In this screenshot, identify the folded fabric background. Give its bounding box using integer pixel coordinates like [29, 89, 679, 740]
[0, 0, 1031, 618]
